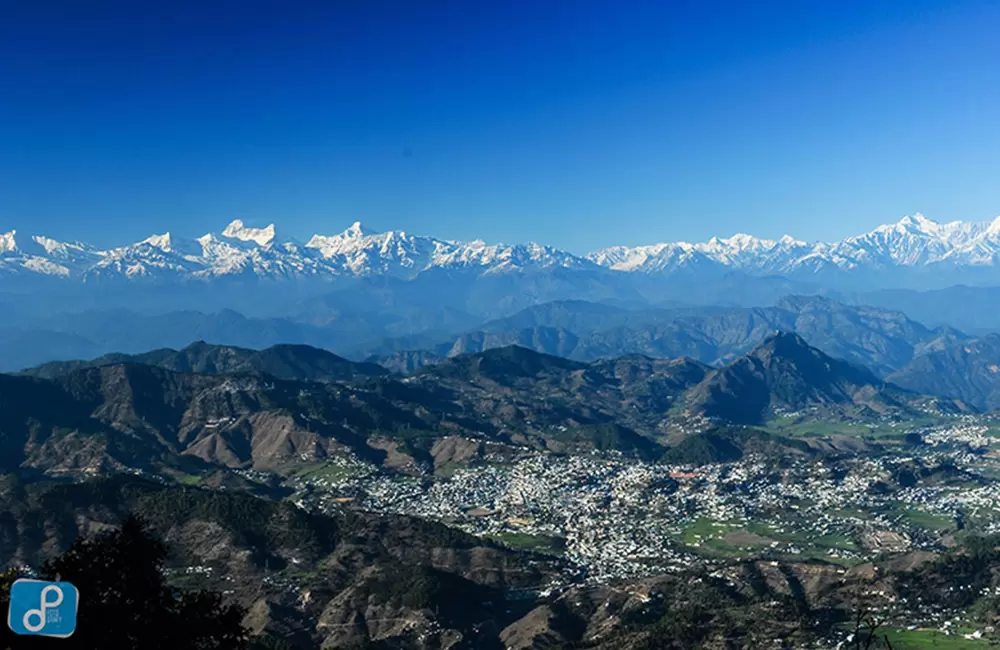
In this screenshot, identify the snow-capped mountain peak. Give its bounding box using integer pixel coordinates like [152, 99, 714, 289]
[304, 221, 382, 255]
[222, 219, 277, 246]
[141, 233, 174, 252]
[873, 213, 974, 243]
[33, 235, 73, 255]
[703, 233, 775, 252]
[985, 216, 1000, 237]
[585, 213, 1000, 275]
[344, 221, 371, 238]
[779, 234, 806, 246]
[7, 211, 1000, 284]
[894, 212, 940, 233]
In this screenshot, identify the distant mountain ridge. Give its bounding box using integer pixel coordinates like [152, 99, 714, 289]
[0, 219, 591, 282]
[363, 295, 967, 377]
[25, 306, 1000, 423]
[20, 340, 389, 382]
[588, 213, 1000, 276]
[7, 295, 971, 381]
[888, 334, 1000, 411]
[5, 212, 1000, 284]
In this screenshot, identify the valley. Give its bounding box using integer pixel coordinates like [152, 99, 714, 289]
[285, 422, 996, 578]
[7, 331, 1000, 647]
[6, 6, 1000, 647]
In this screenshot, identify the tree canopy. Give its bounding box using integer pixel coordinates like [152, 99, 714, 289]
[1, 514, 248, 650]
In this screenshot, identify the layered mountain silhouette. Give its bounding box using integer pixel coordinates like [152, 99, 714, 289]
[888, 333, 1000, 410]
[21, 340, 388, 382]
[6, 336, 972, 477]
[362, 295, 966, 377]
[416, 345, 589, 385]
[681, 332, 962, 424]
[3, 295, 985, 380]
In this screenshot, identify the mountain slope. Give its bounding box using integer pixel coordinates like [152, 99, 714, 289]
[0, 337, 974, 477]
[887, 334, 1000, 410]
[683, 332, 967, 425]
[0, 364, 450, 475]
[364, 296, 964, 377]
[857, 285, 1000, 334]
[417, 345, 589, 385]
[369, 350, 447, 374]
[409, 346, 709, 448]
[0, 474, 558, 649]
[3, 346, 702, 475]
[22, 340, 389, 382]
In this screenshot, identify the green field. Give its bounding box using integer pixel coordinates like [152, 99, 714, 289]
[681, 517, 735, 544]
[765, 413, 953, 439]
[676, 517, 862, 563]
[767, 418, 879, 437]
[882, 628, 991, 648]
[901, 508, 955, 531]
[434, 460, 467, 478]
[679, 518, 744, 555]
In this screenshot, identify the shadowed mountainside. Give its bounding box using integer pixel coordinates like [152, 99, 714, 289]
[361, 296, 966, 377]
[21, 340, 389, 382]
[0, 474, 559, 649]
[4, 336, 973, 477]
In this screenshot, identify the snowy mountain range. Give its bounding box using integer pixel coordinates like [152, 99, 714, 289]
[588, 213, 1000, 275]
[3, 213, 1000, 284]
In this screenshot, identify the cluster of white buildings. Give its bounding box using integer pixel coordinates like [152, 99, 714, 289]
[281, 420, 1000, 582]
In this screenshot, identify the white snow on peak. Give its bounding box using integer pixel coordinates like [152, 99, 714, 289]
[779, 234, 806, 246]
[894, 212, 940, 233]
[305, 222, 397, 258]
[32, 235, 71, 255]
[142, 233, 174, 252]
[27, 235, 101, 270]
[587, 228, 815, 273]
[22, 257, 71, 277]
[985, 216, 1000, 237]
[9, 210, 1000, 281]
[873, 213, 971, 242]
[344, 221, 371, 238]
[302, 221, 591, 276]
[222, 219, 276, 246]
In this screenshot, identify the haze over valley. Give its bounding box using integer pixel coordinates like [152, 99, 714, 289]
[6, 1, 1000, 648]
[9, 234, 1000, 646]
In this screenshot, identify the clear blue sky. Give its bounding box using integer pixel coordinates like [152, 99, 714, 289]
[1, 0, 999, 252]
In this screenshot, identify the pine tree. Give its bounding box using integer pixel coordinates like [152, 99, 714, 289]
[1, 515, 248, 650]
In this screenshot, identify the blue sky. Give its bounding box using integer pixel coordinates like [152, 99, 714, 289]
[1, 0, 999, 252]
